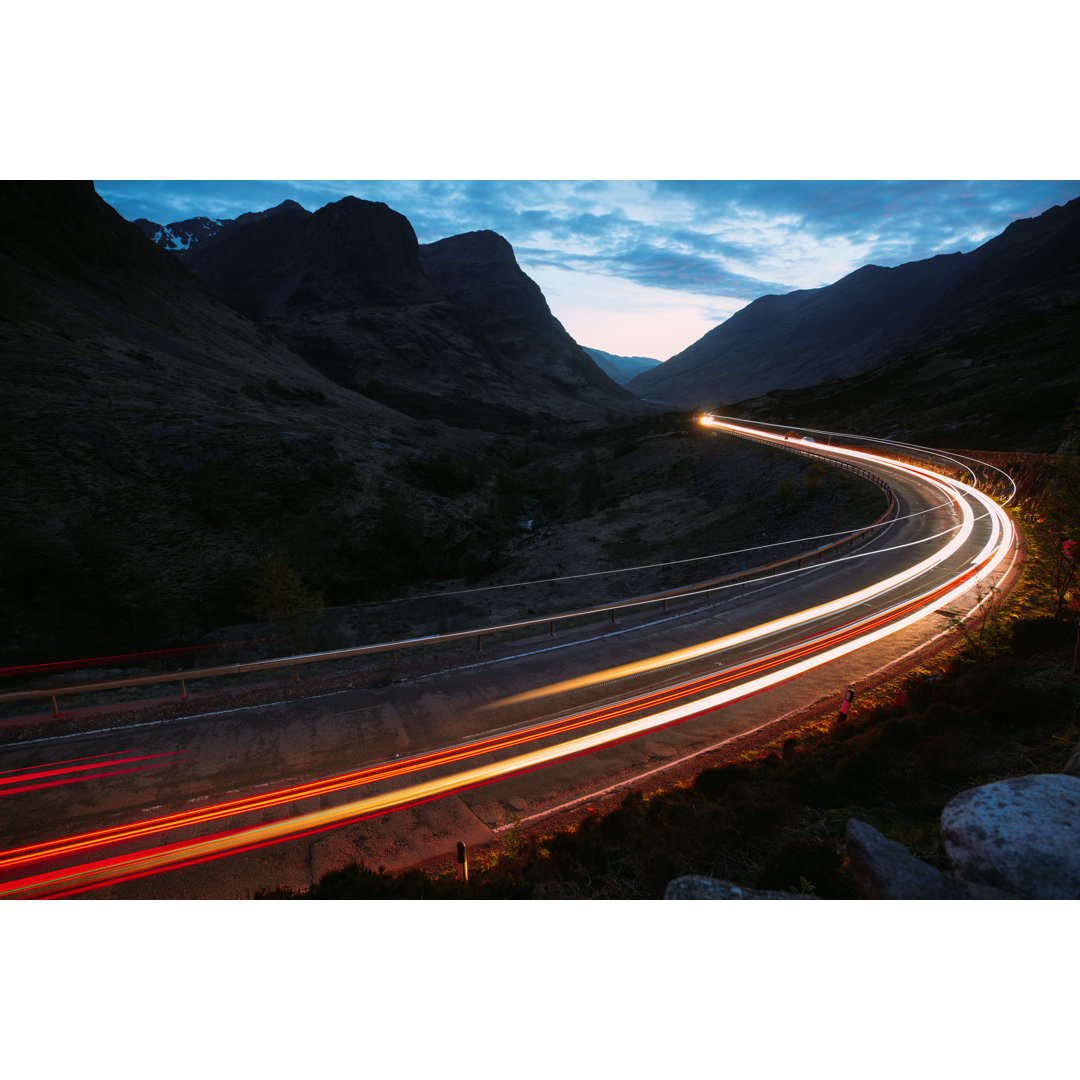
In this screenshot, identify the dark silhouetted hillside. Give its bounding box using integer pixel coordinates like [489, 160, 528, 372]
[179, 202, 642, 427]
[628, 197, 1080, 444]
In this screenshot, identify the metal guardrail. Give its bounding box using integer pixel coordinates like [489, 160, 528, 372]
[0, 429, 899, 719]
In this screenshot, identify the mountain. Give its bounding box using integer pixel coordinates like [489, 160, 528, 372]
[179, 198, 424, 319]
[0, 183, 649, 662]
[135, 215, 230, 250]
[418, 231, 631, 409]
[628, 197, 1080, 421]
[0, 182, 478, 659]
[178, 202, 642, 428]
[584, 347, 661, 385]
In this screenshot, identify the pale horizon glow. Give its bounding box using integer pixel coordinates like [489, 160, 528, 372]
[522, 262, 741, 360]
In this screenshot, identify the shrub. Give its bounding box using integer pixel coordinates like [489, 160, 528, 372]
[246, 548, 324, 651]
[773, 476, 801, 513]
[692, 763, 757, 797]
[803, 461, 828, 494]
[754, 838, 854, 898]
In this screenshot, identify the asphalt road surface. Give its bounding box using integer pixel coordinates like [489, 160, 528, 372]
[0, 421, 1018, 897]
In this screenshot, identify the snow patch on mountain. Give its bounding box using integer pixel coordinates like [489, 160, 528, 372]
[138, 216, 230, 252]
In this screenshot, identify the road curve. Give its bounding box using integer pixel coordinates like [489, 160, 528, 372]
[0, 420, 1018, 897]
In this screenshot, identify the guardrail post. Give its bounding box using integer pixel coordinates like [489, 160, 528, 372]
[51, 694, 60, 718]
[477, 635, 483, 652]
[180, 678, 187, 700]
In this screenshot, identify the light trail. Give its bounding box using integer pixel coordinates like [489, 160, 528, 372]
[491, 417, 985, 706]
[0, 420, 1017, 898]
[0, 544, 1010, 900]
[0, 541, 1010, 897]
[705, 413, 1020, 507]
[0, 750, 184, 796]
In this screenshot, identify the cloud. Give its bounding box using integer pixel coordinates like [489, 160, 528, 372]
[656, 179, 1080, 270]
[593, 244, 792, 300]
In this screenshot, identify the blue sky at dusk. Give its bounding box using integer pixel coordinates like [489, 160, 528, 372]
[95, 180, 1080, 361]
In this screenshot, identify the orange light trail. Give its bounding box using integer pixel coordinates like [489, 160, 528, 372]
[0, 420, 1015, 898]
[495, 416, 985, 706]
[0, 545, 1007, 898]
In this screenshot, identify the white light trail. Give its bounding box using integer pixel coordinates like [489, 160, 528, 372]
[0, 418, 1017, 898]
[493, 417, 987, 706]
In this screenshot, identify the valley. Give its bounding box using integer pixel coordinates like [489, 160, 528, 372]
[2, 180, 1077, 901]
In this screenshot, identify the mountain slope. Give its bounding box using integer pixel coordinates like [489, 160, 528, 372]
[418, 230, 633, 408]
[628, 197, 1080, 411]
[179, 202, 642, 427]
[0, 183, 651, 662]
[0, 182, 464, 658]
[584, 347, 661, 385]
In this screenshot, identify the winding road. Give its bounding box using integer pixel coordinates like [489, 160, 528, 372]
[0, 419, 1019, 897]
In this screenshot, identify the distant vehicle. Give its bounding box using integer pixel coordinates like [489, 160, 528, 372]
[801, 436, 816, 443]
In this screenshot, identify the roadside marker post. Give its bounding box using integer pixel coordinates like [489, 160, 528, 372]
[457, 841, 468, 884]
[839, 687, 855, 722]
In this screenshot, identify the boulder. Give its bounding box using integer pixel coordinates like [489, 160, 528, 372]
[941, 774, 1080, 899]
[845, 819, 966, 899]
[664, 875, 817, 899]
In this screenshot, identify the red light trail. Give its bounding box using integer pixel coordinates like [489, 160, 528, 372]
[0, 419, 1016, 898]
[0, 750, 185, 796]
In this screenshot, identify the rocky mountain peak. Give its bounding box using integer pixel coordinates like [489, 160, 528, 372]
[176, 194, 427, 319]
[419, 230, 553, 323]
[149, 194, 642, 424]
[134, 215, 229, 251]
[418, 230, 632, 404]
[306, 196, 424, 284]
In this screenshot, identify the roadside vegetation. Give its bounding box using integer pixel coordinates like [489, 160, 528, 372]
[0, 411, 885, 725]
[259, 418, 1080, 900]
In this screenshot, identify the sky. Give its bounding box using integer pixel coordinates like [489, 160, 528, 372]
[94, 179, 1080, 361]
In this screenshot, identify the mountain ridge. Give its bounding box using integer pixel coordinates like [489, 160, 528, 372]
[584, 347, 661, 385]
[173, 200, 642, 425]
[628, 197, 1080, 412]
[0, 182, 649, 661]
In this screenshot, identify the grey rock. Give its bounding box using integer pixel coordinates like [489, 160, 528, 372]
[664, 875, 817, 900]
[941, 774, 1080, 899]
[846, 819, 966, 899]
